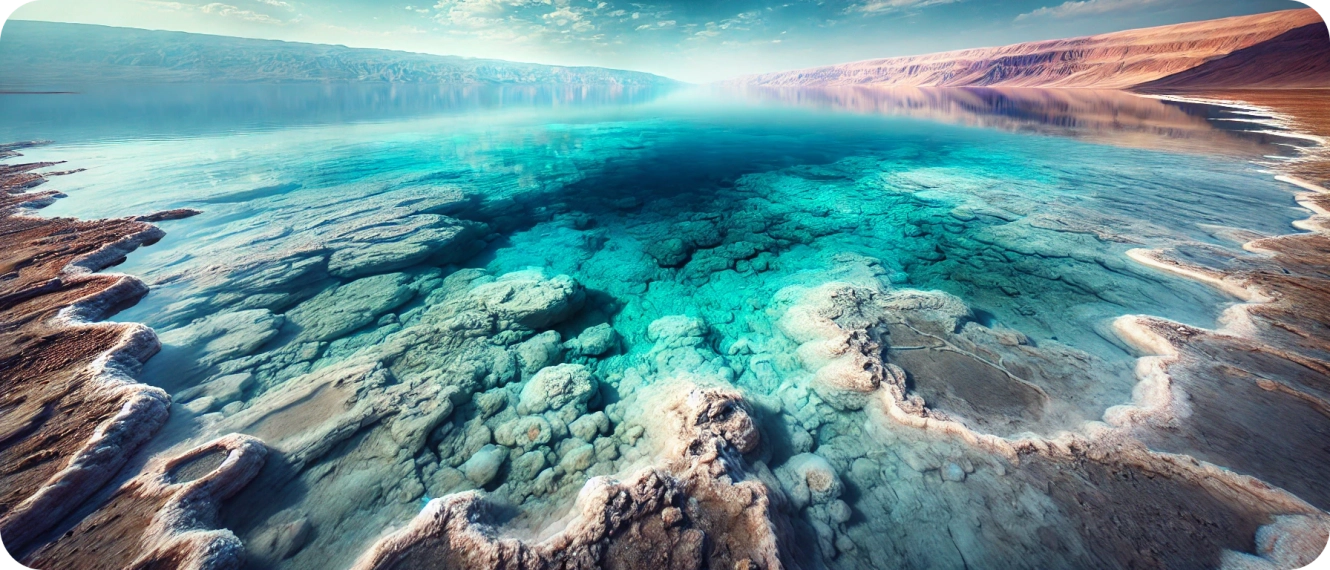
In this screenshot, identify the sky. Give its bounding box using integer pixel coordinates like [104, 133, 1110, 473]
[4, 0, 1315, 82]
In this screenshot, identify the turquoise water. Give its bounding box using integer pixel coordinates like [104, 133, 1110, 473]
[7, 86, 1311, 568]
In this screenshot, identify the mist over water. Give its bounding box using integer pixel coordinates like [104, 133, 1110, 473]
[6, 84, 1314, 568]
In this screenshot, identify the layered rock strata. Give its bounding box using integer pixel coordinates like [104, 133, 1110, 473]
[735, 9, 1327, 90]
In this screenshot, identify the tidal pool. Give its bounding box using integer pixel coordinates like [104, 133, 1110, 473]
[5, 85, 1319, 569]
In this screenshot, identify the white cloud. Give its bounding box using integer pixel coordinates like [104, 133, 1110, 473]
[155, 2, 287, 23]
[542, 5, 583, 25]
[433, 0, 527, 28]
[1015, 0, 1167, 21]
[199, 2, 284, 24]
[254, 0, 294, 11]
[133, 0, 188, 11]
[844, 0, 960, 15]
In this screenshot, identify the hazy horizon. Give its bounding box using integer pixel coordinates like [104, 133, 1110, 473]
[4, 0, 1313, 82]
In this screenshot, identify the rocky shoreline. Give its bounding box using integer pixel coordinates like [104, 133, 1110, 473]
[0, 142, 259, 567]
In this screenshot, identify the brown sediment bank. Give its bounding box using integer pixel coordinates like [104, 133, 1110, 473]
[1155, 90, 1330, 186]
[0, 142, 213, 559]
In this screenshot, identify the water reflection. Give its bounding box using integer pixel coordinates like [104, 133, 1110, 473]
[727, 85, 1308, 157]
[0, 83, 670, 141]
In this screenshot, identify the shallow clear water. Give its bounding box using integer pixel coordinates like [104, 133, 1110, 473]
[4, 84, 1312, 568]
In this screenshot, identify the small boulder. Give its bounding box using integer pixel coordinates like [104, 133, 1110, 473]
[515, 331, 563, 376]
[509, 450, 548, 483]
[558, 440, 596, 474]
[777, 453, 843, 510]
[568, 412, 610, 442]
[518, 364, 597, 415]
[460, 445, 507, 486]
[494, 415, 553, 450]
[564, 324, 618, 357]
[941, 462, 967, 483]
[249, 509, 312, 562]
[469, 271, 585, 331]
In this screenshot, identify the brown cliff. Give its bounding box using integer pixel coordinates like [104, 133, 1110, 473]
[736, 8, 1328, 90]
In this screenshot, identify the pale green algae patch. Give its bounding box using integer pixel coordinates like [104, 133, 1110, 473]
[23, 96, 1318, 568]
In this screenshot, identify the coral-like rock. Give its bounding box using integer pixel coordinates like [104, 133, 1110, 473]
[352, 385, 790, 570]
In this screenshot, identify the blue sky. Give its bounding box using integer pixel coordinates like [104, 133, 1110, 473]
[7, 0, 1312, 81]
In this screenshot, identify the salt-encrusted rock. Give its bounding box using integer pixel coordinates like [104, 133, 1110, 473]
[286, 273, 415, 341]
[460, 445, 507, 486]
[517, 363, 597, 415]
[351, 385, 788, 570]
[776, 453, 843, 510]
[25, 435, 268, 570]
[878, 288, 971, 336]
[564, 323, 618, 356]
[777, 283, 891, 410]
[468, 270, 585, 331]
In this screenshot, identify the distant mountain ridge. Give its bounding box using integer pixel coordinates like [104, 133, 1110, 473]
[0, 21, 681, 88]
[733, 9, 1329, 91]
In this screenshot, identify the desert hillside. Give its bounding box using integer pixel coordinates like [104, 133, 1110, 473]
[0, 21, 680, 88]
[736, 8, 1328, 90]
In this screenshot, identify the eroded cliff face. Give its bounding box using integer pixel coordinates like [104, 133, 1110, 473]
[735, 9, 1327, 90]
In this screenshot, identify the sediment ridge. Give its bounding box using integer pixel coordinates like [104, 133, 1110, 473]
[0, 143, 249, 568]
